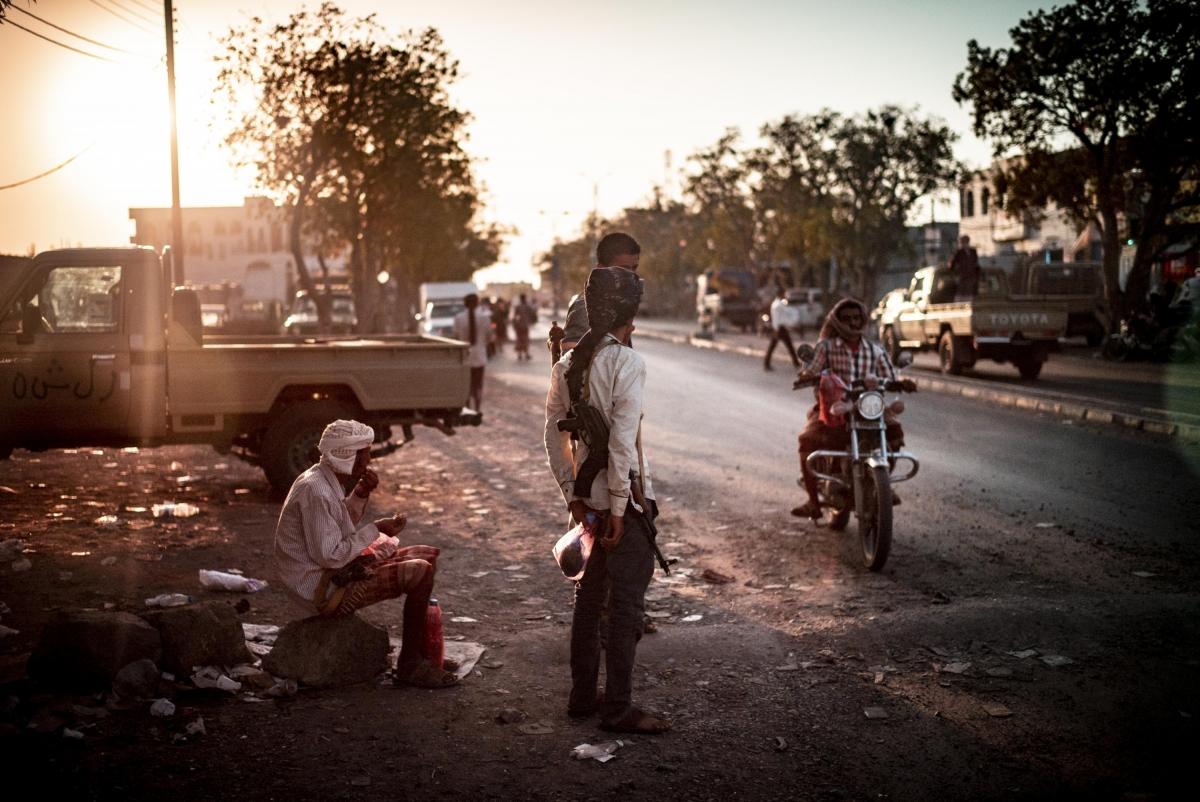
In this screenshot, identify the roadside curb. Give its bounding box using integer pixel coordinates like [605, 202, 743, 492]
[636, 326, 1200, 445]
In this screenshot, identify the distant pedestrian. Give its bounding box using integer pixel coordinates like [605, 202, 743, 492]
[453, 293, 492, 412]
[950, 235, 981, 301]
[763, 288, 800, 371]
[513, 293, 536, 361]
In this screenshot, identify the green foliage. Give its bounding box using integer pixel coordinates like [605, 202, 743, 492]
[547, 106, 958, 314]
[953, 0, 1200, 321]
[215, 3, 500, 331]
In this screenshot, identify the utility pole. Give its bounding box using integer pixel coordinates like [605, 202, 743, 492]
[164, 0, 184, 284]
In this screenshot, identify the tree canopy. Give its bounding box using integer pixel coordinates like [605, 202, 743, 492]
[953, 0, 1200, 322]
[216, 3, 501, 331]
[544, 106, 958, 310]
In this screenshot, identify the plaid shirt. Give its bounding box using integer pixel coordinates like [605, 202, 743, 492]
[802, 336, 897, 385]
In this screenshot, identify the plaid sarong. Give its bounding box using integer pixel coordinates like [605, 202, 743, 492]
[326, 545, 440, 617]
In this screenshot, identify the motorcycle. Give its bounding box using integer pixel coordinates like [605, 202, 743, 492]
[793, 352, 920, 571]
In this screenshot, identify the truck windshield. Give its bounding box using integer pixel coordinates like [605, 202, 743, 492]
[429, 302, 464, 319]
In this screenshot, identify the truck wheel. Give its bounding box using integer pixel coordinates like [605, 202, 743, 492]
[882, 327, 900, 363]
[938, 331, 964, 375]
[1015, 357, 1043, 380]
[261, 400, 354, 494]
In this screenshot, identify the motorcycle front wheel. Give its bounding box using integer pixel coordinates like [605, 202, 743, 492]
[1101, 334, 1130, 362]
[858, 465, 893, 571]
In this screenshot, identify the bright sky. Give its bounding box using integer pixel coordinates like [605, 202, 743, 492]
[0, 0, 1051, 284]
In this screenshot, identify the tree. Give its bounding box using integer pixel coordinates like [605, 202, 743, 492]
[216, 3, 500, 332]
[953, 0, 1200, 326]
[823, 107, 959, 304]
[682, 130, 760, 272]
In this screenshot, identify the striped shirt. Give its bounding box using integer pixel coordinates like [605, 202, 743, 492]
[273, 462, 380, 609]
[802, 336, 897, 385]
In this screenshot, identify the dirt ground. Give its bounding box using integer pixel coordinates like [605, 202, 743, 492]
[0, 369, 1197, 801]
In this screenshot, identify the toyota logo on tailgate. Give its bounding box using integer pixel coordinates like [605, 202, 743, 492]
[988, 312, 1049, 326]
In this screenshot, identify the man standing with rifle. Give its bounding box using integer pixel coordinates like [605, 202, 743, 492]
[543, 263, 671, 735]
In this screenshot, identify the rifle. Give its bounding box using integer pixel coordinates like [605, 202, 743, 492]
[630, 474, 673, 575]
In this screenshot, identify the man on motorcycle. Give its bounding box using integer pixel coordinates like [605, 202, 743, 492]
[791, 298, 911, 520]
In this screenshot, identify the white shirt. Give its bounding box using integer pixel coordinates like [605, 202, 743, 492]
[770, 297, 799, 329]
[273, 462, 381, 610]
[543, 336, 654, 517]
[453, 307, 492, 368]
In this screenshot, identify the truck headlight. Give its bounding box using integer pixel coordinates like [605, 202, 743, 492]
[856, 391, 885, 420]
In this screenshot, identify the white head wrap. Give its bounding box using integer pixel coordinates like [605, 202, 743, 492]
[317, 419, 374, 474]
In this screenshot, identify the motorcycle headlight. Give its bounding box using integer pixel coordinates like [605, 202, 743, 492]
[856, 391, 885, 420]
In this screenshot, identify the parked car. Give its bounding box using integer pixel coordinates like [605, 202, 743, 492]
[285, 290, 357, 335]
[697, 268, 759, 332]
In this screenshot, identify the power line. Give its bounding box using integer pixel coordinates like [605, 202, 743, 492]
[107, 0, 159, 26]
[0, 142, 96, 191]
[88, 0, 155, 34]
[3, 18, 121, 63]
[10, 5, 148, 55]
[126, 0, 165, 17]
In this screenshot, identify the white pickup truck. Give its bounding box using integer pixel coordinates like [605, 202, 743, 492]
[876, 266, 1068, 379]
[0, 247, 479, 492]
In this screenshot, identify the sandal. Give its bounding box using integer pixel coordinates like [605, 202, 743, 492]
[790, 501, 822, 520]
[394, 660, 459, 689]
[600, 707, 671, 734]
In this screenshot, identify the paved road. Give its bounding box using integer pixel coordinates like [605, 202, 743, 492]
[490, 334, 1200, 797]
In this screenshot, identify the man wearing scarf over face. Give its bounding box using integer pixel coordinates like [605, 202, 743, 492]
[273, 419, 458, 688]
[544, 267, 670, 734]
[792, 299, 910, 519]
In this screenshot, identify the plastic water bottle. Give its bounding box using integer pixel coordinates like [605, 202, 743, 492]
[424, 598, 444, 670]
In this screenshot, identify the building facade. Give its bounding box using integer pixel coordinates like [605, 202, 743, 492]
[958, 167, 1101, 270]
[128, 197, 345, 305]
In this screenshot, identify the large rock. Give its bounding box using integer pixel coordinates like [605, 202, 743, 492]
[113, 658, 161, 699]
[262, 615, 389, 688]
[139, 600, 252, 674]
[28, 611, 161, 690]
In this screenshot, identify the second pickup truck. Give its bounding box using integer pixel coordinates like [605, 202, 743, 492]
[876, 266, 1068, 379]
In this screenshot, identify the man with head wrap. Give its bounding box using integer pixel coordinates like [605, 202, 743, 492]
[791, 299, 911, 520]
[543, 266, 671, 735]
[273, 419, 457, 688]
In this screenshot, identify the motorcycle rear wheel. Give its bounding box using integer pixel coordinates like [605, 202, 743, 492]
[858, 465, 893, 571]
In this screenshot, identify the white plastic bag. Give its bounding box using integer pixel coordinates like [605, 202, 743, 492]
[198, 569, 268, 593]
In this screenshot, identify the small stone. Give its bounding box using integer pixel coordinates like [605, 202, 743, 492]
[863, 707, 889, 720]
[496, 708, 526, 724]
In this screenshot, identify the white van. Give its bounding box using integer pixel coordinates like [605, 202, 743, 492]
[418, 281, 478, 337]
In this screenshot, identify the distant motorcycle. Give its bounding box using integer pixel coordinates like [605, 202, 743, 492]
[1102, 309, 1198, 363]
[793, 353, 920, 571]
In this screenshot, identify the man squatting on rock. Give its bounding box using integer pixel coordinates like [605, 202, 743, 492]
[544, 264, 672, 734]
[273, 419, 458, 688]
